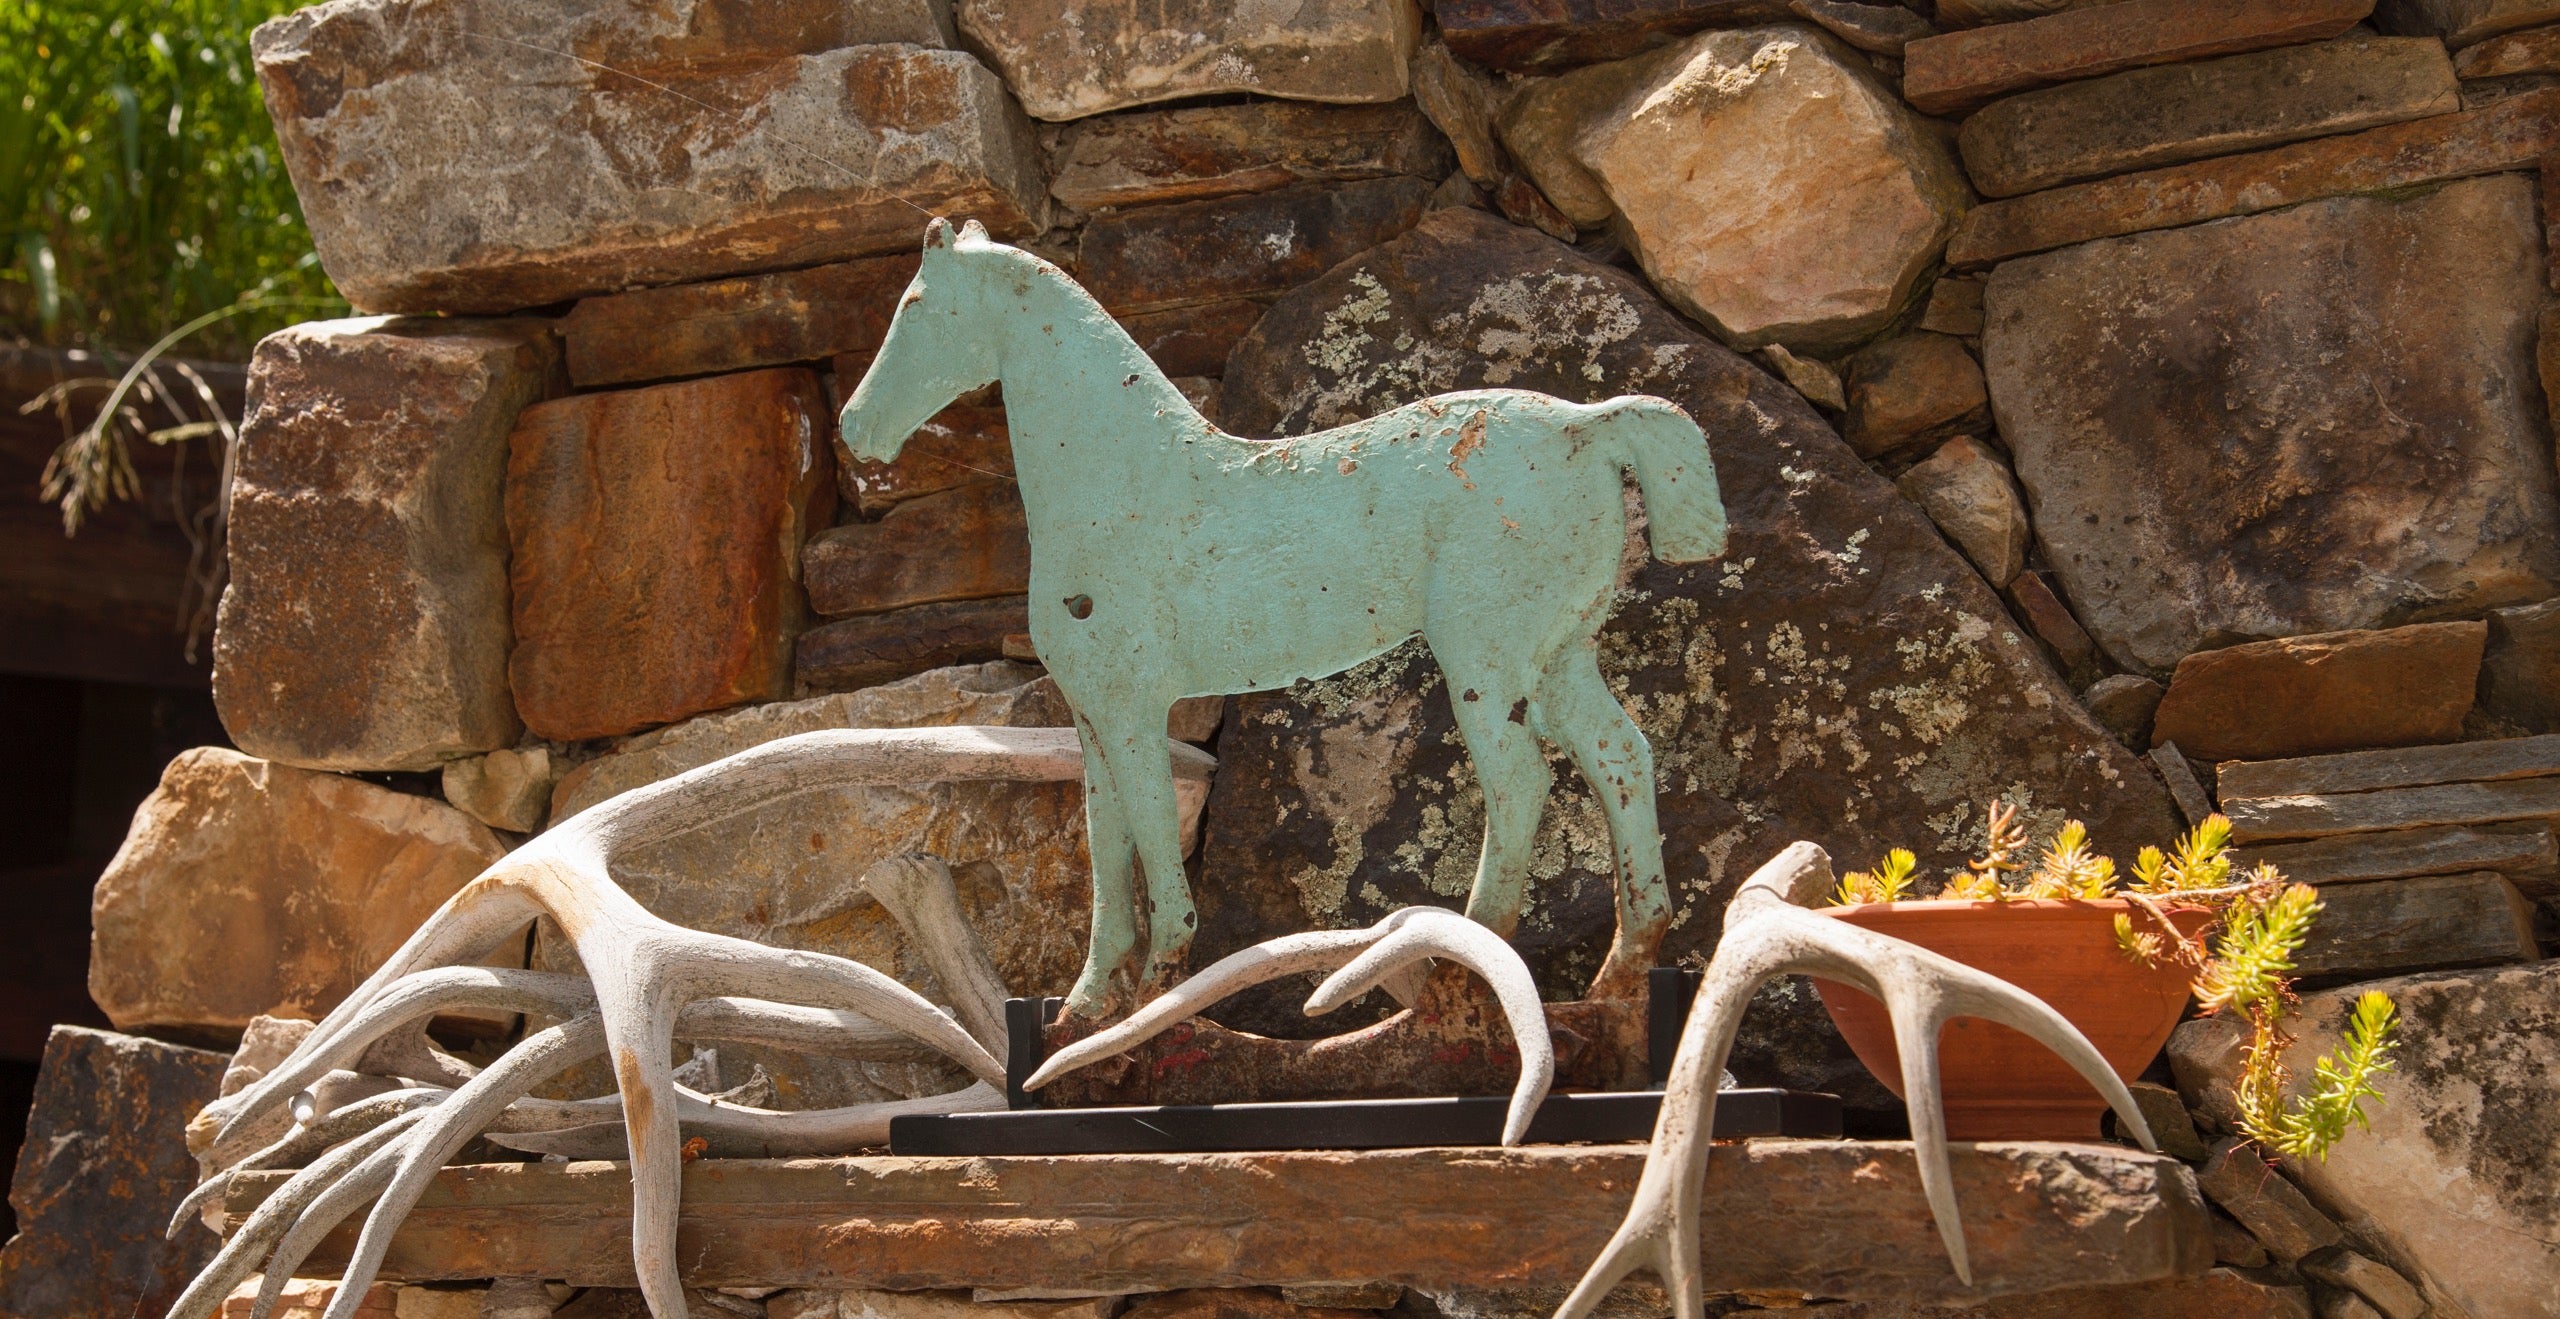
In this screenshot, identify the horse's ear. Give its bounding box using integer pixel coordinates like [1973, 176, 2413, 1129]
[924, 217, 956, 251]
[960, 218, 989, 243]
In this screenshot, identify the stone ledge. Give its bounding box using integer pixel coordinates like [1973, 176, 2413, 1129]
[225, 1143, 2210, 1303]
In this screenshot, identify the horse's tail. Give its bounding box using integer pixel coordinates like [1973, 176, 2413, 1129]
[1605, 397, 1727, 564]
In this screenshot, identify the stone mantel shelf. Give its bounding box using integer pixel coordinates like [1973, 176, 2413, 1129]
[224, 1142, 2211, 1303]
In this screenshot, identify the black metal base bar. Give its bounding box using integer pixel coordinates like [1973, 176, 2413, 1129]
[889, 1087, 1840, 1156]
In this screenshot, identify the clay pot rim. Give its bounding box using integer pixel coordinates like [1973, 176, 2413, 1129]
[1817, 897, 2220, 916]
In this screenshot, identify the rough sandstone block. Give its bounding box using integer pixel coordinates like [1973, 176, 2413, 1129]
[2150, 623, 2487, 762]
[1125, 1293, 1367, 1319]
[0, 1027, 228, 1319]
[1949, 88, 2560, 268]
[254, 2, 1040, 313]
[441, 744, 570, 834]
[2292, 870, 2540, 980]
[798, 598, 1032, 692]
[1897, 436, 2030, 588]
[90, 748, 508, 1035]
[2236, 821, 2559, 891]
[2455, 22, 2560, 74]
[2007, 570, 2099, 675]
[1046, 101, 1450, 212]
[2195, 1139, 2345, 1262]
[805, 482, 1031, 618]
[1957, 36, 2460, 199]
[214, 317, 559, 773]
[2298, 1249, 2426, 1319]
[560, 254, 919, 389]
[956, 0, 1419, 121]
[1904, 0, 2377, 114]
[1437, 0, 1932, 74]
[1985, 175, 2560, 674]
[2172, 963, 2560, 1316]
[1843, 331, 1990, 456]
[506, 368, 837, 741]
[1545, 26, 1973, 351]
[2084, 674, 2166, 748]
[2380, 0, 2560, 46]
[1077, 177, 1434, 316]
[1119, 301, 1269, 378]
[2216, 730, 2560, 798]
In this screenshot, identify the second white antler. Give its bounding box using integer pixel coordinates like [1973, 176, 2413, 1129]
[1555, 841, 2158, 1319]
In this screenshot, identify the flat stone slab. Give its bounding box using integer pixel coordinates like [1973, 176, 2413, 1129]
[1903, 0, 2374, 115]
[1949, 87, 2560, 269]
[2217, 732, 2560, 800]
[226, 1144, 2210, 1303]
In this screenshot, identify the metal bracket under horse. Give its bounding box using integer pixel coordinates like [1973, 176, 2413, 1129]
[841, 219, 1728, 1016]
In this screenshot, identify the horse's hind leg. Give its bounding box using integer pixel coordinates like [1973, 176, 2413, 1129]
[1082, 705, 1199, 993]
[1434, 652, 1556, 942]
[1537, 644, 1669, 1000]
[1066, 721, 1143, 1018]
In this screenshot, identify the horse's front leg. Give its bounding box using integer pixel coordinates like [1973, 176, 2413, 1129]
[1083, 704, 1199, 993]
[1066, 721, 1143, 1019]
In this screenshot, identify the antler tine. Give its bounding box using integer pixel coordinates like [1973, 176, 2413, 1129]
[1921, 970, 2158, 1155]
[861, 853, 1014, 1054]
[163, 1111, 429, 1319]
[1023, 926, 1386, 1091]
[671, 995, 959, 1065]
[168, 1089, 446, 1240]
[320, 1016, 608, 1319]
[1304, 908, 1553, 1146]
[250, 1137, 415, 1319]
[686, 937, 1004, 1084]
[211, 964, 590, 1152]
[487, 1080, 1008, 1160]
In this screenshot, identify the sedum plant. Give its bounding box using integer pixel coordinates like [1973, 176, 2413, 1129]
[1829, 802, 2398, 1163]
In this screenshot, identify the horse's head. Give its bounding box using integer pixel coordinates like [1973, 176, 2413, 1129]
[840, 217, 1003, 465]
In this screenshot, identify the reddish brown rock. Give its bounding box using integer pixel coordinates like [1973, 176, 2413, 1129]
[805, 482, 1031, 618]
[255, 6, 1041, 314]
[1046, 101, 1450, 212]
[1956, 36, 2461, 199]
[957, 0, 1420, 121]
[1414, 40, 1509, 187]
[1897, 436, 2030, 587]
[1984, 176, 2560, 672]
[1208, 209, 2173, 1050]
[2479, 597, 2560, 732]
[2149, 623, 2488, 761]
[2455, 22, 2560, 74]
[0, 1027, 227, 1319]
[2381, 0, 2560, 46]
[214, 317, 559, 773]
[798, 598, 1032, 692]
[2006, 570, 2099, 676]
[89, 748, 509, 1036]
[1120, 300, 1269, 378]
[1843, 332, 1988, 457]
[1949, 88, 2560, 268]
[1436, 0, 1928, 72]
[2083, 674, 2166, 748]
[1903, 0, 2376, 115]
[506, 368, 836, 741]
[835, 403, 1015, 516]
[559, 255, 918, 389]
[1078, 177, 1435, 315]
[1919, 276, 1986, 336]
[1722, 1271, 2311, 1319]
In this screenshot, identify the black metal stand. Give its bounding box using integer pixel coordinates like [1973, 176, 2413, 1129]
[887, 971, 1840, 1156]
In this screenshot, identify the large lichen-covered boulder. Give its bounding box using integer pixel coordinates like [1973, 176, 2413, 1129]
[0, 1027, 227, 1319]
[252, 0, 1042, 313]
[2169, 962, 2560, 1319]
[1983, 174, 2560, 675]
[1497, 25, 1971, 351]
[1207, 209, 2175, 1090]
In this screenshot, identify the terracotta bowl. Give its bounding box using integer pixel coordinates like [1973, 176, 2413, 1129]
[1812, 899, 2214, 1141]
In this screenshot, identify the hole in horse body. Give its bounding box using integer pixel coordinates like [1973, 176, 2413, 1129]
[1066, 594, 1094, 619]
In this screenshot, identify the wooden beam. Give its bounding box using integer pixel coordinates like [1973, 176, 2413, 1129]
[225, 1146, 2210, 1303]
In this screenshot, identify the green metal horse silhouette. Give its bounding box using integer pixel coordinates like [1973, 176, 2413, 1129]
[842, 219, 1728, 1016]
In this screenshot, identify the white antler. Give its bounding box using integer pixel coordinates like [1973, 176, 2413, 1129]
[1025, 906, 1555, 1145]
[1555, 842, 2157, 1319]
[174, 728, 1044, 1319]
